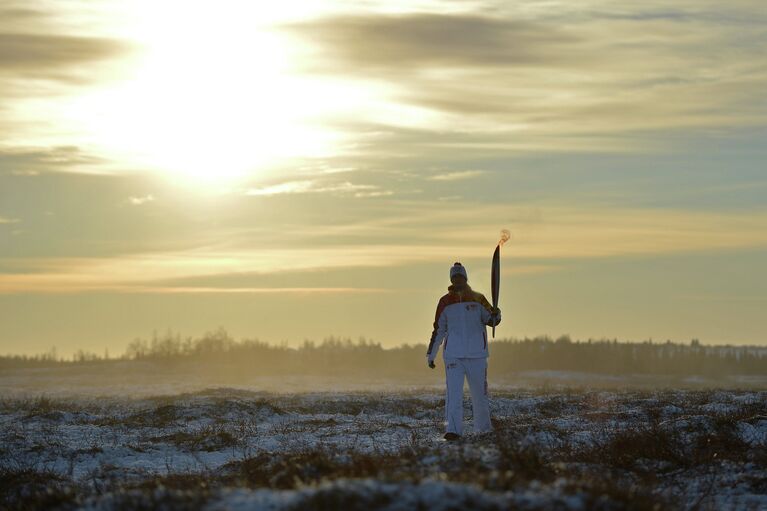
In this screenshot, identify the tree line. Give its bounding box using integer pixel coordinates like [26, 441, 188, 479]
[1, 328, 765, 377]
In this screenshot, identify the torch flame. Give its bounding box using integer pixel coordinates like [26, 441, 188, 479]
[498, 229, 511, 247]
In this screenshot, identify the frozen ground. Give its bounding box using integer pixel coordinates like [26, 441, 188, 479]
[1, 387, 766, 510]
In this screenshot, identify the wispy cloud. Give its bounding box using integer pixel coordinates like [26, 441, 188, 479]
[127, 194, 155, 206]
[0, 4, 129, 176]
[284, 13, 578, 71]
[353, 190, 394, 198]
[283, 5, 767, 155]
[245, 179, 385, 197]
[0, 33, 127, 80]
[0, 216, 20, 224]
[2, 202, 766, 294]
[0, 146, 107, 176]
[0, 4, 129, 82]
[0, 250, 405, 294]
[429, 170, 487, 181]
[119, 286, 392, 295]
[245, 180, 315, 196]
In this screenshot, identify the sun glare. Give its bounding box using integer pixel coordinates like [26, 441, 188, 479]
[67, 2, 347, 187]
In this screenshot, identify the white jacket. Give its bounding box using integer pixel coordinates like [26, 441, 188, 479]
[427, 285, 501, 362]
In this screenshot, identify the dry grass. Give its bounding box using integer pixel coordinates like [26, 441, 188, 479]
[0, 388, 764, 510]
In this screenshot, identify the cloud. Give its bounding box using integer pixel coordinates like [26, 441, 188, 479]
[0, 248, 431, 293]
[2, 202, 767, 294]
[0, 216, 20, 224]
[429, 170, 487, 181]
[245, 180, 315, 196]
[0, 5, 130, 165]
[284, 13, 578, 72]
[128, 194, 155, 206]
[0, 146, 107, 175]
[283, 6, 767, 154]
[132, 287, 393, 295]
[0, 33, 127, 80]
[245, 179, 384, 197]
[0, 5, 128, 81]
[0, 272, 393, 294]
[353, 190, 394, 198]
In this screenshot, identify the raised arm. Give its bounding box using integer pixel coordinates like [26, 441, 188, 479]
[477, 293, 502, 327]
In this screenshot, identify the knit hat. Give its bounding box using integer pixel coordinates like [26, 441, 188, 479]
[450, 262, 468, 280]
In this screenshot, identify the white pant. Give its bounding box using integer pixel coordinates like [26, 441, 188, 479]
[444, 357, 491, 435]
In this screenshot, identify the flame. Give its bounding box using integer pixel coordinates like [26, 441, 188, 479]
[498, 229, 511, 247]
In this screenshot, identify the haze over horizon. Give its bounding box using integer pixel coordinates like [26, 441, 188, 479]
[2, 0, 766, 357]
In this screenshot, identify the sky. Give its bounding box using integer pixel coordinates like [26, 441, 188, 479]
[1, 0, 766, 356]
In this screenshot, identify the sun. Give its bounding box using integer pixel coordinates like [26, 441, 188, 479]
[67, 2, 346, 187]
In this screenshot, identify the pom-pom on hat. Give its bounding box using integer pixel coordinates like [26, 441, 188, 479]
[450, 262, 468, 280]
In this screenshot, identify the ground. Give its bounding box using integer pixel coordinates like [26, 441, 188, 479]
[1, 386, 766, 510]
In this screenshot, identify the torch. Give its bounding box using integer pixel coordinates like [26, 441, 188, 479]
[491, 229, 511, 338]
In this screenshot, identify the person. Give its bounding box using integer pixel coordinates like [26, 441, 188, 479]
[427, 262, 501, 441]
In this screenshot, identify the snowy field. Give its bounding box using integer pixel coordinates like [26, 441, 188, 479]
[1, 386, 766, 510]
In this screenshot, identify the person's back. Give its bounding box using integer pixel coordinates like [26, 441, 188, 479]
[430, 286, 495, 359]
[427, 262, 501, 440]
